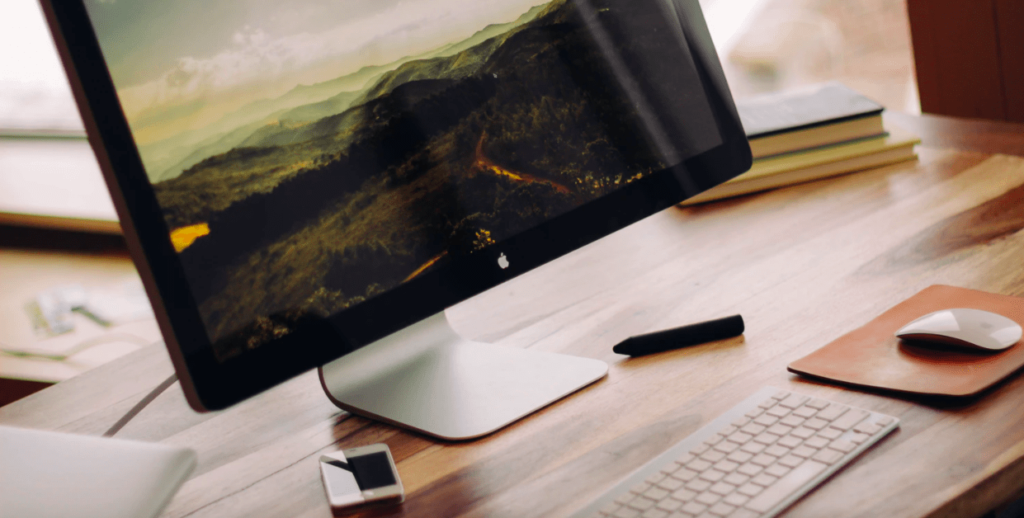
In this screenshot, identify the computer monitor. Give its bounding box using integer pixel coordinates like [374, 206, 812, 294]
[41, 0, 750, 439]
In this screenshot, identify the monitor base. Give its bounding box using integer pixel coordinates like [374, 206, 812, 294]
[318, 312, 608, 441]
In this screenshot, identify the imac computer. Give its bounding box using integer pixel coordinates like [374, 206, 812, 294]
[41, 0, 751, 439]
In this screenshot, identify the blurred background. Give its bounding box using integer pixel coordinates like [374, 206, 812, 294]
[702, 0, 918, 112]
[0, 0, 920, 138]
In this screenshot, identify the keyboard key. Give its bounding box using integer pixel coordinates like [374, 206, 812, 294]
[764, 464, 790, 477]
[804, 436, 829, 449]
[741, 423, 767, 435]
[767, 424, 793, 437]
[830, 409, 869, 431]
[732, 417, 752, 427]
[728, 432, 754, 444]
[677, 453, 695, 465]
[751, 473, 778, 487]
[628, 496, 656, 510]
[671, 488, 697, 501]
[812, 449, 843, 465]
[708, 502, 736, 516]
[615, 492, 635, 504]
[778, 455, 804, 468]
[781, 414, 807, 427]
[737, 463, 763, 476]
[750, 454, 777, 467]
[802, 418, 828, 430]
[764, 445, 789, 458]
[806, 398, 829, 409]
[696, 491, 722, 505]
[720, 425, 738, 436]
[737, 483, 763, 497]
[771, 390, 790, 400]
[705, 434, 725, 446]
[741, 442, 766, 454]
[727, 451, 753, 464]
[829, 440, 856, 453]
[709, 482, 736, 495]
[672, 468, 699, 482]
[848, 432, 870, 444]
[686, 479, 712, 492]
[681, 502, 708, 515]
[658, 477, 684, 491]
[753, 433, 780, 445]
[702, 450, 727, 463]
[792, 406, 818, 418]
[700, 470, 726, 483]
[816, 404, 848, 421]
[777, 435, 802, 449]
[875, 416, 895, 426]
[643, 487, 669, 501]
[723, 472, 749, 486]
[714, 441, 740, 454]
[790, 427, 815, 439]
[656, 499, 683, 512]
[744, 460, 827, 513]
[713, 460, 739, 473]
[646, 473, 667, 485]
[723, 493, 750, 507]
[753, 415, 779, 427]
[854, 422, 883, 435]
[791, 445, 816, 458]
[691, 444, 711, 456]
[745, 408, 764, 419]
[688, 459, 712, 472]
[630, 483, 651, 494]
[779, 394, 809, 409]
[766, 406, 791, 418]
[640, 508, 667, 518]
[817, 428, 842, 440]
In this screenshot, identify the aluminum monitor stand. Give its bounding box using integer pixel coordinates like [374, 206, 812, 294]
[319, 312, 608, 440]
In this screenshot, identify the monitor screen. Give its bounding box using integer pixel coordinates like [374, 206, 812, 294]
[46, 0, 750, 409]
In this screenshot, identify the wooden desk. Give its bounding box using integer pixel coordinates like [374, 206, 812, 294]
[2, 113, 1024, 518]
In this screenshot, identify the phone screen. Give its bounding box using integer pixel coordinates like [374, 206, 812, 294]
[348, 452, 397, 490]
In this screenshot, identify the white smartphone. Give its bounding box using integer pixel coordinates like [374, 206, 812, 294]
[319, 443, 404, 514]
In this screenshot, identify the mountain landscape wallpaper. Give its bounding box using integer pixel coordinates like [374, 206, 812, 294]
[86, 0, 720, 360]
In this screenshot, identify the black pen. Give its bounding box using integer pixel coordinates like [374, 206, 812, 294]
[613, 315, 745, 357]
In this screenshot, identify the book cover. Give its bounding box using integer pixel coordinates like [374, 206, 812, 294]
[747, 115, 884, 159]
[737, 82, 884, 139]
[681, 127, 919, 205]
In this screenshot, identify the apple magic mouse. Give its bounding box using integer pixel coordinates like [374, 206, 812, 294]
[895, 308, 1022, 351]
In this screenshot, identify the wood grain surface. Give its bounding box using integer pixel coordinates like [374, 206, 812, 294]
[3, 115, 1024, 518]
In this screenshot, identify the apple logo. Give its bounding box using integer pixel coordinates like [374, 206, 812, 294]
[497, 253, 510, 269]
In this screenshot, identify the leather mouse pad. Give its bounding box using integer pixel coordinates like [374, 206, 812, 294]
[788, 285, 1024, 397]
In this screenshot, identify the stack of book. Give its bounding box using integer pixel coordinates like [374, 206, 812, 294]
[682, 82, 919, 205]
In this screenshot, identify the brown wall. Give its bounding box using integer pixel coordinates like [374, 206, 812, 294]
[908, 0, 1024, 123]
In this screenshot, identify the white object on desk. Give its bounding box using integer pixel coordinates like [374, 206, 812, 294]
[896, 308, 1023, 351]
[0, 425, 196, 518]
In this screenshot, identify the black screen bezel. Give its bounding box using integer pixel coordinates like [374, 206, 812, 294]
[40, 0, 751, 411]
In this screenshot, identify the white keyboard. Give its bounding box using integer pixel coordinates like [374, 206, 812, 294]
[572, 387, 898, 518]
